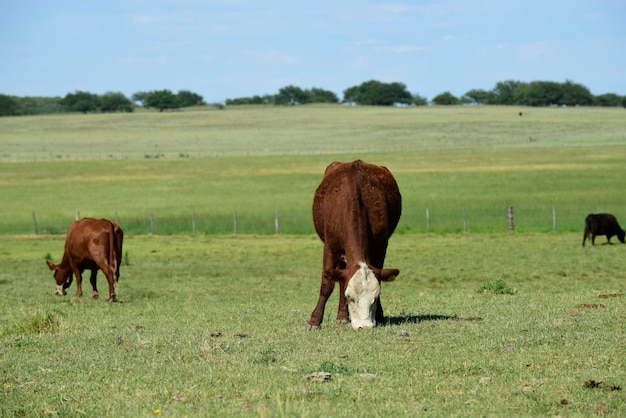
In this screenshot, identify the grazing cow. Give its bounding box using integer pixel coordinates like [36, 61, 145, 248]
[46, 218, 124, 301]
[307, 160, 402, 330]
[582, 213, 625, 247]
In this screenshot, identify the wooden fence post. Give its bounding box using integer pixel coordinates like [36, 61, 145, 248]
[552, 207, 556, 231]
[233, 211, 238, 235]
[426, 208, 430, 233]
[507, 206, 514, 233]
[275, 209, 280, 235]
[192, 212, 196, 235]
[75, 210, 80, 221]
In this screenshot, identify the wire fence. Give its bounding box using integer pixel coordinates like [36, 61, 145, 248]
[21, 206, 594, 237]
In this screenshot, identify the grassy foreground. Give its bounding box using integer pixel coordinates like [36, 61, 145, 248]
[1, 233, 624, 416]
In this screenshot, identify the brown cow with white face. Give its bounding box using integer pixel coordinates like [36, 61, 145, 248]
[46, 218, 123, 302]
[307, 160, 402, 330]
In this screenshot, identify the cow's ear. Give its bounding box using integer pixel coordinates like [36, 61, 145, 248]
[379, 268, 399, 282]
[46, 260, 57, 271]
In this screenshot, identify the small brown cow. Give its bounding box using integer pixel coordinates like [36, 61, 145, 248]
[307, 160, 402, 330]
[46, 218, 124, 301]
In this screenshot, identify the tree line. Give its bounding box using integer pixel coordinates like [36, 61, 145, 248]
[1, 79, 625, 116]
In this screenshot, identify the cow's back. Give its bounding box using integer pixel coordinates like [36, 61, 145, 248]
[65, 218, 116, 267]
[313, 160, 401, 243]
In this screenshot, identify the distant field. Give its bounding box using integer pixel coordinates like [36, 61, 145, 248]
[1, 105, 625, 235]
[1, 105, 625, 161]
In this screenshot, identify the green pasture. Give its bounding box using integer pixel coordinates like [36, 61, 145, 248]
[1, 105, 626, 235]
[1, 233, 625, 416]
[1, 106, 625, 416]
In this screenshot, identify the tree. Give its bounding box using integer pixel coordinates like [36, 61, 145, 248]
[559, 80, 593, 106]
[412, 93, 428, 106]
[432, 91, 459, 105]
[100, 92, 134, 112]
[142, 90, 182, 111]
[226, 95, 274, 105]
[61, 91, 100, 113]
[343, 80, 412, 106]
[462, 89, 494, 105]
[0, 94, 21, 116]
[594, 93, 622, 107]
[275, 85, 310, 105]
[490, 80, 525, 105]
[177, 90, 205, 107]
[308, 88, 339, 104]
[132, 91, 147, 106]
[516, 81, 564, 106]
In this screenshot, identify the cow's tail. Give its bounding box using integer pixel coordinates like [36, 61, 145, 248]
[582, 218, 591, 247]
[108, 224, 118, 282]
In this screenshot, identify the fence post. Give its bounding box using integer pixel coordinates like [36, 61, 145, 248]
[75, 210, 80, 221]
[507, 206, 514, 233]
[426, 208, 430, 233]
[552, 207, 556, 231]
[192, 212, 196, 235]
[233, 211, 238, 235]
[32, 211, 39, 235]
[275, 209, 280, 235]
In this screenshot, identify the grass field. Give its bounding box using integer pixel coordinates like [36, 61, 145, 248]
[1, 105, 625, 416]
[1, 233, 625, 416]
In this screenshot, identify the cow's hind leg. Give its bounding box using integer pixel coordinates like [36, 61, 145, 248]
[89, 269, 99, 299]
[99, 263, 118, 302]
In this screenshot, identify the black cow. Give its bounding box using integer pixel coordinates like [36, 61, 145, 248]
[582, 213, 625, 247]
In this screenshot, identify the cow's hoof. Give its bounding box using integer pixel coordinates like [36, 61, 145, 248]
[92, 293, 99, 300]
[336, 319, 349, 325]
[306, 324, 320, 331]
[108, 297, 118, 303]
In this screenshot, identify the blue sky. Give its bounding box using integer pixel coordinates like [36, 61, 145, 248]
[2, 1, 625, 103]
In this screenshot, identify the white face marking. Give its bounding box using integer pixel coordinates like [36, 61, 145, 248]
[55, 284, 66, 296]
[345, 262, 380, 330]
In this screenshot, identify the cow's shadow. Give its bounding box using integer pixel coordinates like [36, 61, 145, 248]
[385, 314, 455, 326]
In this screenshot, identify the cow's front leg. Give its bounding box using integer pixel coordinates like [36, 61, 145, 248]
[375, 297, 385, 325]
[74, 269, 84, 297]
[89, 269, 99, 299]
[307, 276, 334, 330]
[336, 279, 349, 324]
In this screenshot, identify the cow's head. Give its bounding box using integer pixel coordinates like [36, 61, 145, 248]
[344, 261, 399, 330]
[46, 261, 73, 296]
